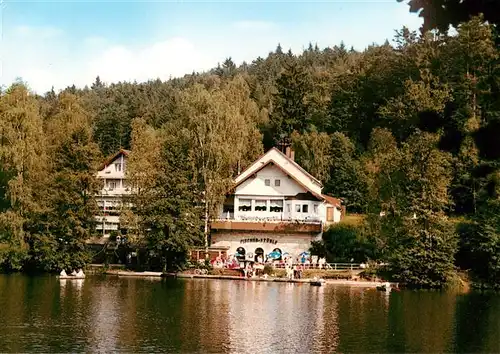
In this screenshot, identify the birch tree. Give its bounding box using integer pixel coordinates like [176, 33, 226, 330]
[0, 83, 47, 270]
[177, 75, 263, 252]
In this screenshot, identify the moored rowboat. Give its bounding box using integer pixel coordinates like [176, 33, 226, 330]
[310, 278, 325, 286]
[58, 275, 85, 280]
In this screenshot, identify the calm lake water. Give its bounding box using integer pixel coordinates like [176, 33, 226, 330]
[0, 275, 499, 353]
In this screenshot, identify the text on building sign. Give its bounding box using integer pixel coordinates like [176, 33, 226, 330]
[240, 238, 278, 245]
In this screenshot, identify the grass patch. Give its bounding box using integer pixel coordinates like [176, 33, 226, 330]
[341, 213, 365, 226]
[272, 269, 359, 280]
[272, 269, 286, 278]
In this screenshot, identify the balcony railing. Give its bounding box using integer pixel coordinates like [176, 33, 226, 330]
[217, 214, 322, 224]
[211, 218, 322, 233]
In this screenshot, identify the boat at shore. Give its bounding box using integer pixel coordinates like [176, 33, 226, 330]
[58, 269, 85, 280]
[310, 278, 325, 286]
[58, 275, 86, 280]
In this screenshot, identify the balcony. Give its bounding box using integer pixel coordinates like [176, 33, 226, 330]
[97, 187, 132, 197]
[211, 216, 322, 233]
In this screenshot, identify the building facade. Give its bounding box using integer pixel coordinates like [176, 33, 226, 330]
[209, 147, 343, 262]
[95, 149, 131, 237]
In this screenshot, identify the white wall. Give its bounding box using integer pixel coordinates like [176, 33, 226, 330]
[232, 164, 325, 221]
[95, 153, 129, 237]
[236, 165, 306, 197]
[211, 231, 322, 259]
[234, 148, 322, 196]
[97, 153, 127, 180]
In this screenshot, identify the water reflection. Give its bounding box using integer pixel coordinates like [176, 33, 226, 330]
[454, 292, 500, 353]
[0, 275, 500, 353]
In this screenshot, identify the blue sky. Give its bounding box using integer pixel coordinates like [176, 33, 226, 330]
[1, 1, 422, 93]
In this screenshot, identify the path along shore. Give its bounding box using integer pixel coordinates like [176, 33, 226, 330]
[104, 270, 392, 287]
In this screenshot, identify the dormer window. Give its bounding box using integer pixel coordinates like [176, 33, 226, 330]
[264, 179, 270, 186]
[274, 179, 281, 187]
[115, 163, 122, 172]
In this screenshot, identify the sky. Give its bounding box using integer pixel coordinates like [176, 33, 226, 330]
[0, 0, 423, 94]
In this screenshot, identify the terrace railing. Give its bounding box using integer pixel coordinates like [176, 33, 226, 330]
[273, 263, 362, 271]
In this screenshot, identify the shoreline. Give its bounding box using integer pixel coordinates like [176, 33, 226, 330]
[104, 270, 392, 287]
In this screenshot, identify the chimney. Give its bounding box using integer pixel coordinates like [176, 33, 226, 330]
[284, 145, 295, 161]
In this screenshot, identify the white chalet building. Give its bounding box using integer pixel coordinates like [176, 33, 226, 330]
[95, 149, 131, 237]
[209, 147, 343, 262]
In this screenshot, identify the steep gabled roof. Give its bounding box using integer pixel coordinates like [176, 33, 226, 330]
[234, 147, 322, 187]
[99, 149, 130, 171]
[232, 147, 327, 201]
[233, 158, 324, 200]
[322, 194, 342, 209]
[271, 147, 321, 186]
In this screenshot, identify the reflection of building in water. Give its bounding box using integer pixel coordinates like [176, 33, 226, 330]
[74, 279, 84, 292]
[88, 279, 120, 352]
[222, 282, 340, 353]
[315, 286, 339, 352]
[208, 146, 344, 262]
[59, 278, 85, 300]
[115, 278, 142, 348]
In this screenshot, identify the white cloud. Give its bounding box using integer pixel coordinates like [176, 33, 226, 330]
[0, 25, 214, 93]
[86, 38, 206, 84]
[0, 10, 422, 95]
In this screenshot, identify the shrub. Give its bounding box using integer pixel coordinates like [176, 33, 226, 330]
[317, 223, 376, 262]
[272, 269, 286, 278]
[263, 264, 274, 275]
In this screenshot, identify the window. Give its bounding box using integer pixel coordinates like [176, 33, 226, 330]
[295, 204, 301, 213]
[238, 199, 251, 212]
[327, 207, 334, 221]
[108, 181, 117, 189]
[313, 204, 319, 214]
[274, 179, 281, 187]
[115, 163, 122, 172]
[270, 200, 283, 212]
[302, 204, 309, 213]
[265, 179, 271, 186]
[255, 200, 267, 211]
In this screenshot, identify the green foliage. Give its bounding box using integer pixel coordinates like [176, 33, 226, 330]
[388, 218, 458, 288]
[263, 264, 274, 275]
[127, 120, 204, 270]
[459, 198, 500, 287]
[366, 130, 458, 288]
[314, 223, 377, 263]
[326, 132, 367, 212]
[292, 131, 367, 211]
[400, 0, 500, 34]
[269, 61, 312, 142]
[291, 130, 333, 183]
[0, 16, 499, 287]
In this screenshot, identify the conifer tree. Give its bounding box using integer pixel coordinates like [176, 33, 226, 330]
[270, 61, 312, 143]
[366, 130, 457, 288]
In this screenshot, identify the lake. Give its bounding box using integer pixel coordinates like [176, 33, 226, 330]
[0, 274, 499, 353]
